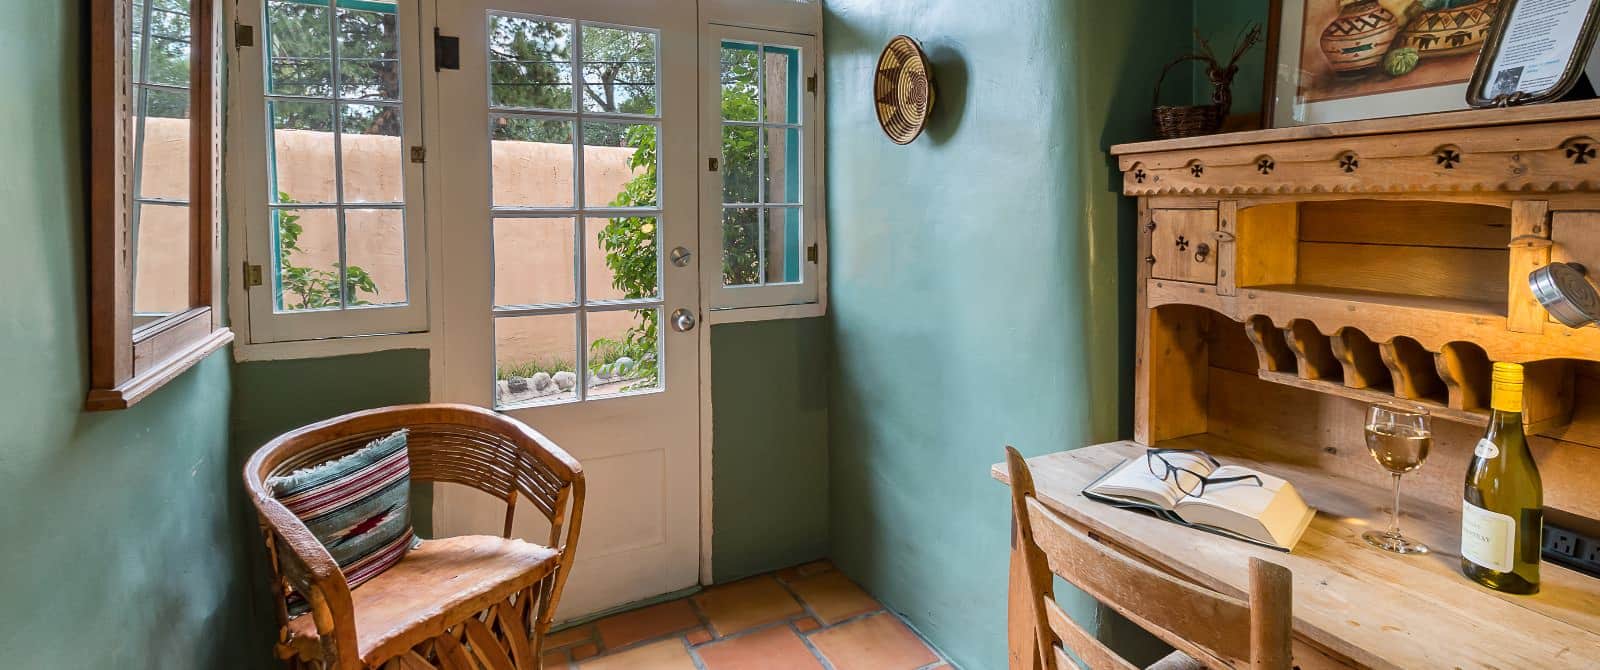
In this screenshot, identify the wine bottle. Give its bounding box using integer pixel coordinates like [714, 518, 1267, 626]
[1460, 362, 1543, 594]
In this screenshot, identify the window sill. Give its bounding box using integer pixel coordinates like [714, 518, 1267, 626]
[231, 331, 434, 362]
[85, 327, 234, 411]
[704, 302, 825, 325]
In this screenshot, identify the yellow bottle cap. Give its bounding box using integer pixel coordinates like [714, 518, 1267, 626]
[1492, 362, 1523, 413]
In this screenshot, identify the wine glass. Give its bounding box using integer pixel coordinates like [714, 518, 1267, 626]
[1363, 403, 1432, 554]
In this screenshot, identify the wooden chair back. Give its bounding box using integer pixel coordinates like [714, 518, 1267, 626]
[244, 403, 585, 668]
[1004, 447, 1292, 670]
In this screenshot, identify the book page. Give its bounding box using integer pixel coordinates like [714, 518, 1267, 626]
[1174, 466, 1314, 549]
[1090, 453, 1215, 509]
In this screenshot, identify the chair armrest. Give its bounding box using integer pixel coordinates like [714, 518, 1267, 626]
[252, 493, 361, 669]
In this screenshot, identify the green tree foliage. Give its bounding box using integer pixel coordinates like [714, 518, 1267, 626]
[135, 0, 195, 118]
[275, 193, 380, 309]
[717, 46, 762, 286]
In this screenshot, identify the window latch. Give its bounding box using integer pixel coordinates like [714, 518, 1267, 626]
[243, 263, 263, 288]
[708, 157, 720, 172]
[435, 28, 460, 71]
[807, 243, 819, 263]
[807, 74, 817, 94]
[410, 146, 426, 164]
[234, 23, 255, 48]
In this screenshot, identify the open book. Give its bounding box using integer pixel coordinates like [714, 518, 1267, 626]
[1083, 452, 1316, 551]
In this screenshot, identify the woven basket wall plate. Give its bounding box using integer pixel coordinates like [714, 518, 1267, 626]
[874, 35, 935, 145]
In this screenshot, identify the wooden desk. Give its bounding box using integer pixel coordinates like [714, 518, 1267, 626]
[993, 437, 1600, 670]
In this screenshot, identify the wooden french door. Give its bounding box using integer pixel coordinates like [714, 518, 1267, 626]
[432, 0, 700, 619]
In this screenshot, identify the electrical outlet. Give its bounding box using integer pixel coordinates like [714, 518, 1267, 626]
[1547, 527, 1581, 558]
[1584, 541, 1600, 569]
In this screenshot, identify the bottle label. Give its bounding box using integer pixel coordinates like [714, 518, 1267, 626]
[1462, 500, 1516, 573]
[1474, 439, 1500, 459]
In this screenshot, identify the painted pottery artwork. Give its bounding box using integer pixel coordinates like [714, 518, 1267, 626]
[1296, 0, 1504, 105]
[874, 35, 935, 145]
[1397, 0, 1500, 57]
[1320, 0, 1402, 74]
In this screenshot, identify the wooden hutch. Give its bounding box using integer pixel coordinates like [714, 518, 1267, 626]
[999, 100, 1600, 670]
[1113, 101, 1600, 521]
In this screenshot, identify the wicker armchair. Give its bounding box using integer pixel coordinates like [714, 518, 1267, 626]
[244, 404, 585, 670]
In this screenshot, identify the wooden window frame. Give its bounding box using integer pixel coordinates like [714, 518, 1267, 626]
[88, 0, 233, 411]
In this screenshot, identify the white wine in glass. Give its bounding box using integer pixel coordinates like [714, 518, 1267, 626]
[1364, 403, 1432, 554]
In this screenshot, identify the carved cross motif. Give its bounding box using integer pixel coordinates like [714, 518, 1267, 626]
[1134, 169, 1147, 183]
[1175, 235, 1190, 252]
[1189, 163, 1204, 178]
[1256, 157, 1275, 175]
[1435, 148, 1461, 169]
[1338, 154, 1359, 173]
[1568, 143, 1596, 165]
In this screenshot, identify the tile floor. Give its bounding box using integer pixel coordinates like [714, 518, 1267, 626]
[540, 560, 953, 669]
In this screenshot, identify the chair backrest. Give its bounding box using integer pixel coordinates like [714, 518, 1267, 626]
[1004, 447, 1292, 670]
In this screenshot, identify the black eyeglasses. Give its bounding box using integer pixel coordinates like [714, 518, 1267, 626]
[1145, 448, 1263, 498]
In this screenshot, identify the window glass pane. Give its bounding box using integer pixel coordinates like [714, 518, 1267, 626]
[496, 314, 579, 407]
[492, 116, 574, 208]
[580, 25, 657, 115]
[762, 45, 799, 124]
[721, 126, 758, 204]
[489, 15, 573, 110]
[270, 100, 338, 203]
[272, 207, 342, 311]
[721, 207, 760, 286]
[763, 127, 800, 204]
[720, 42, 758, 121]
[587, 309, 660, 398]
[340, 102, 403, 203]
[344, 208, 406, 307]
[583, 121, 656, 208]
[586, 216, 658, 301]
[337, 4, 400, 101]
[767, 206, 802, 284]
[136, 88, 191, 200]
[131, 16, 144, 83]
[143, 0, 192, 87]
[267, 0, 332, 97]
[131, 202, 192, 321]
[493, 217, 575, 307]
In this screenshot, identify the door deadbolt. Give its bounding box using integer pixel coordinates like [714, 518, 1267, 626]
[670, 246, 693, 267]
[670, 308, 697, 332]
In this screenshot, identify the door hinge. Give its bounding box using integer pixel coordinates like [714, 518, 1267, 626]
[435, 28, 460, 71]
[806, 74, 817, 94]
[410, 146, 426, 163]
[243, 262, 263, 288]
[806, 243, 819, 263]
[708, 157, 720, 172]
[234, 23, 255, 48]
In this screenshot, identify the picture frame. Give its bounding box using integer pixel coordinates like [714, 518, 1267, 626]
[1466, 0, 1600, 106]
[1264, 0, 1506, 128]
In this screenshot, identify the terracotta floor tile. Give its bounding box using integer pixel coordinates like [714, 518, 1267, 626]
[777, 560, 834, 583]
[793, 616, 821, 633]
[571, 642, 599, 661]
[696, 625, 824, 670]
[545, 625, 594, 649]
[594, 599, 701, 649]
[808, 612, 938, 670]
[685, 627, 713, 646]
[579, 638, 697, 670]
[788, 571, 880, 624]
[541, 649, 570, 669]
[692, 577, 804, 636]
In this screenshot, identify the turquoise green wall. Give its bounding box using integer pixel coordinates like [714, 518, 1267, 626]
[823, 2, 1191, 668]
[0, 1, 254, 666]
[709, 319, 830, 582]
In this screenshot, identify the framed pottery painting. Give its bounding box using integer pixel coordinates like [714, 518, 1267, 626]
[1266, 0, 1505, 127]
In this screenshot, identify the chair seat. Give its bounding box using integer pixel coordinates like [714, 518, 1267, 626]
[286, 535, 559, 665]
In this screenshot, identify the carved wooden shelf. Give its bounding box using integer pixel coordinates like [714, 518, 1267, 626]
[1116, 104, 1600, 533]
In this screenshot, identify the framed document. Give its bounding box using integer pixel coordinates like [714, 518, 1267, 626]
[1468, 0, 1600, 106]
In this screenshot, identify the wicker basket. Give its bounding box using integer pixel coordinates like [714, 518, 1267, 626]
[1152, 54, 1228, 140]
